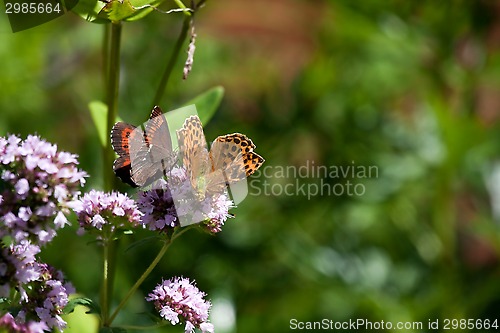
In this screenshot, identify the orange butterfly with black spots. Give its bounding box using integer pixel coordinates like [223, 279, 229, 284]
[177, 115, 264, 199]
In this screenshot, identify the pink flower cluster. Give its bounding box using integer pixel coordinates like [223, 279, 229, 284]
[0, 134, 82, 332]
[146, 277, 214, 333]
[0, 135, 86, 245]
[72, 189, 142, 239]
[0, 241, 73, 332]
[137, 167, 234, 234]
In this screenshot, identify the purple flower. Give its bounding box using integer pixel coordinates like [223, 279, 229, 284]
[14, 264, 73, 332]
[137, 167, 234, 234]
[0, 313, 49, 333]
[137, 180, 179, 232]
[146, 277, 214, 333]
[0, 134, 87, 245]
[0, 240, 73, 332]
[0, 240, 42, 299]
[72, 190, 143, 239]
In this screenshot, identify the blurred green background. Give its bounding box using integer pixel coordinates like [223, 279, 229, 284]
[2, 0, 500, 332]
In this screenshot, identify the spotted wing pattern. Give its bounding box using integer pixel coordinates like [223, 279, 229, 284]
[176, 115, 213, 195]
[210, 133, 264, 183]
[177, 115, 265, 198]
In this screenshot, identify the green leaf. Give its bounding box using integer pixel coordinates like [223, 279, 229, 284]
[99, 0, 162, 22]
[72, 0, 161, 22]
[123, 0, 161, 21]
[71, 0, 108, 23]
[100, 0, 137, 22]
[64, 297, 101, 315]
[89, 100, 109, 147]
[183, 86, 224, 126]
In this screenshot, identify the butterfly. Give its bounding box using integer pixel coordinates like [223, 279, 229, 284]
[176, 115, 265, 199]
[111, 106, 175, 187]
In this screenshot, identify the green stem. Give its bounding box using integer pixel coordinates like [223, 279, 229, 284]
[174, 0, 188, 11]
[151, 15, 191, 108]
[104, 22, 122, 192]
[107, 226, 193, 325]
[102, 24, 110, 90]
[174, 0, 195, 15]
[101, 237, 118, 327]
[107, 238, 171, 325]
[101, 241, 110, 325]
[100, 21, 122, 328]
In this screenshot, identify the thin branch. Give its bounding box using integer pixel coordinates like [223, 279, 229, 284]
[151, 15, 191, 108]
[107, 237, 172, 325]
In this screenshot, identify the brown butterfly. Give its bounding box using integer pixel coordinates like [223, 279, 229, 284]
[176, 115, 264, 199]
[111, 106, 175, 187]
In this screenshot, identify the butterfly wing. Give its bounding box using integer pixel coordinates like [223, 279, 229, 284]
[177, 115, 212, 196]
[111, 122, 142, 187]
[177, 116, 264, 198]
[210, 133, 265, 184]
[145, 106, 173, 154]
[111, 107, 175, 187]
[130, 106, 176, 186]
